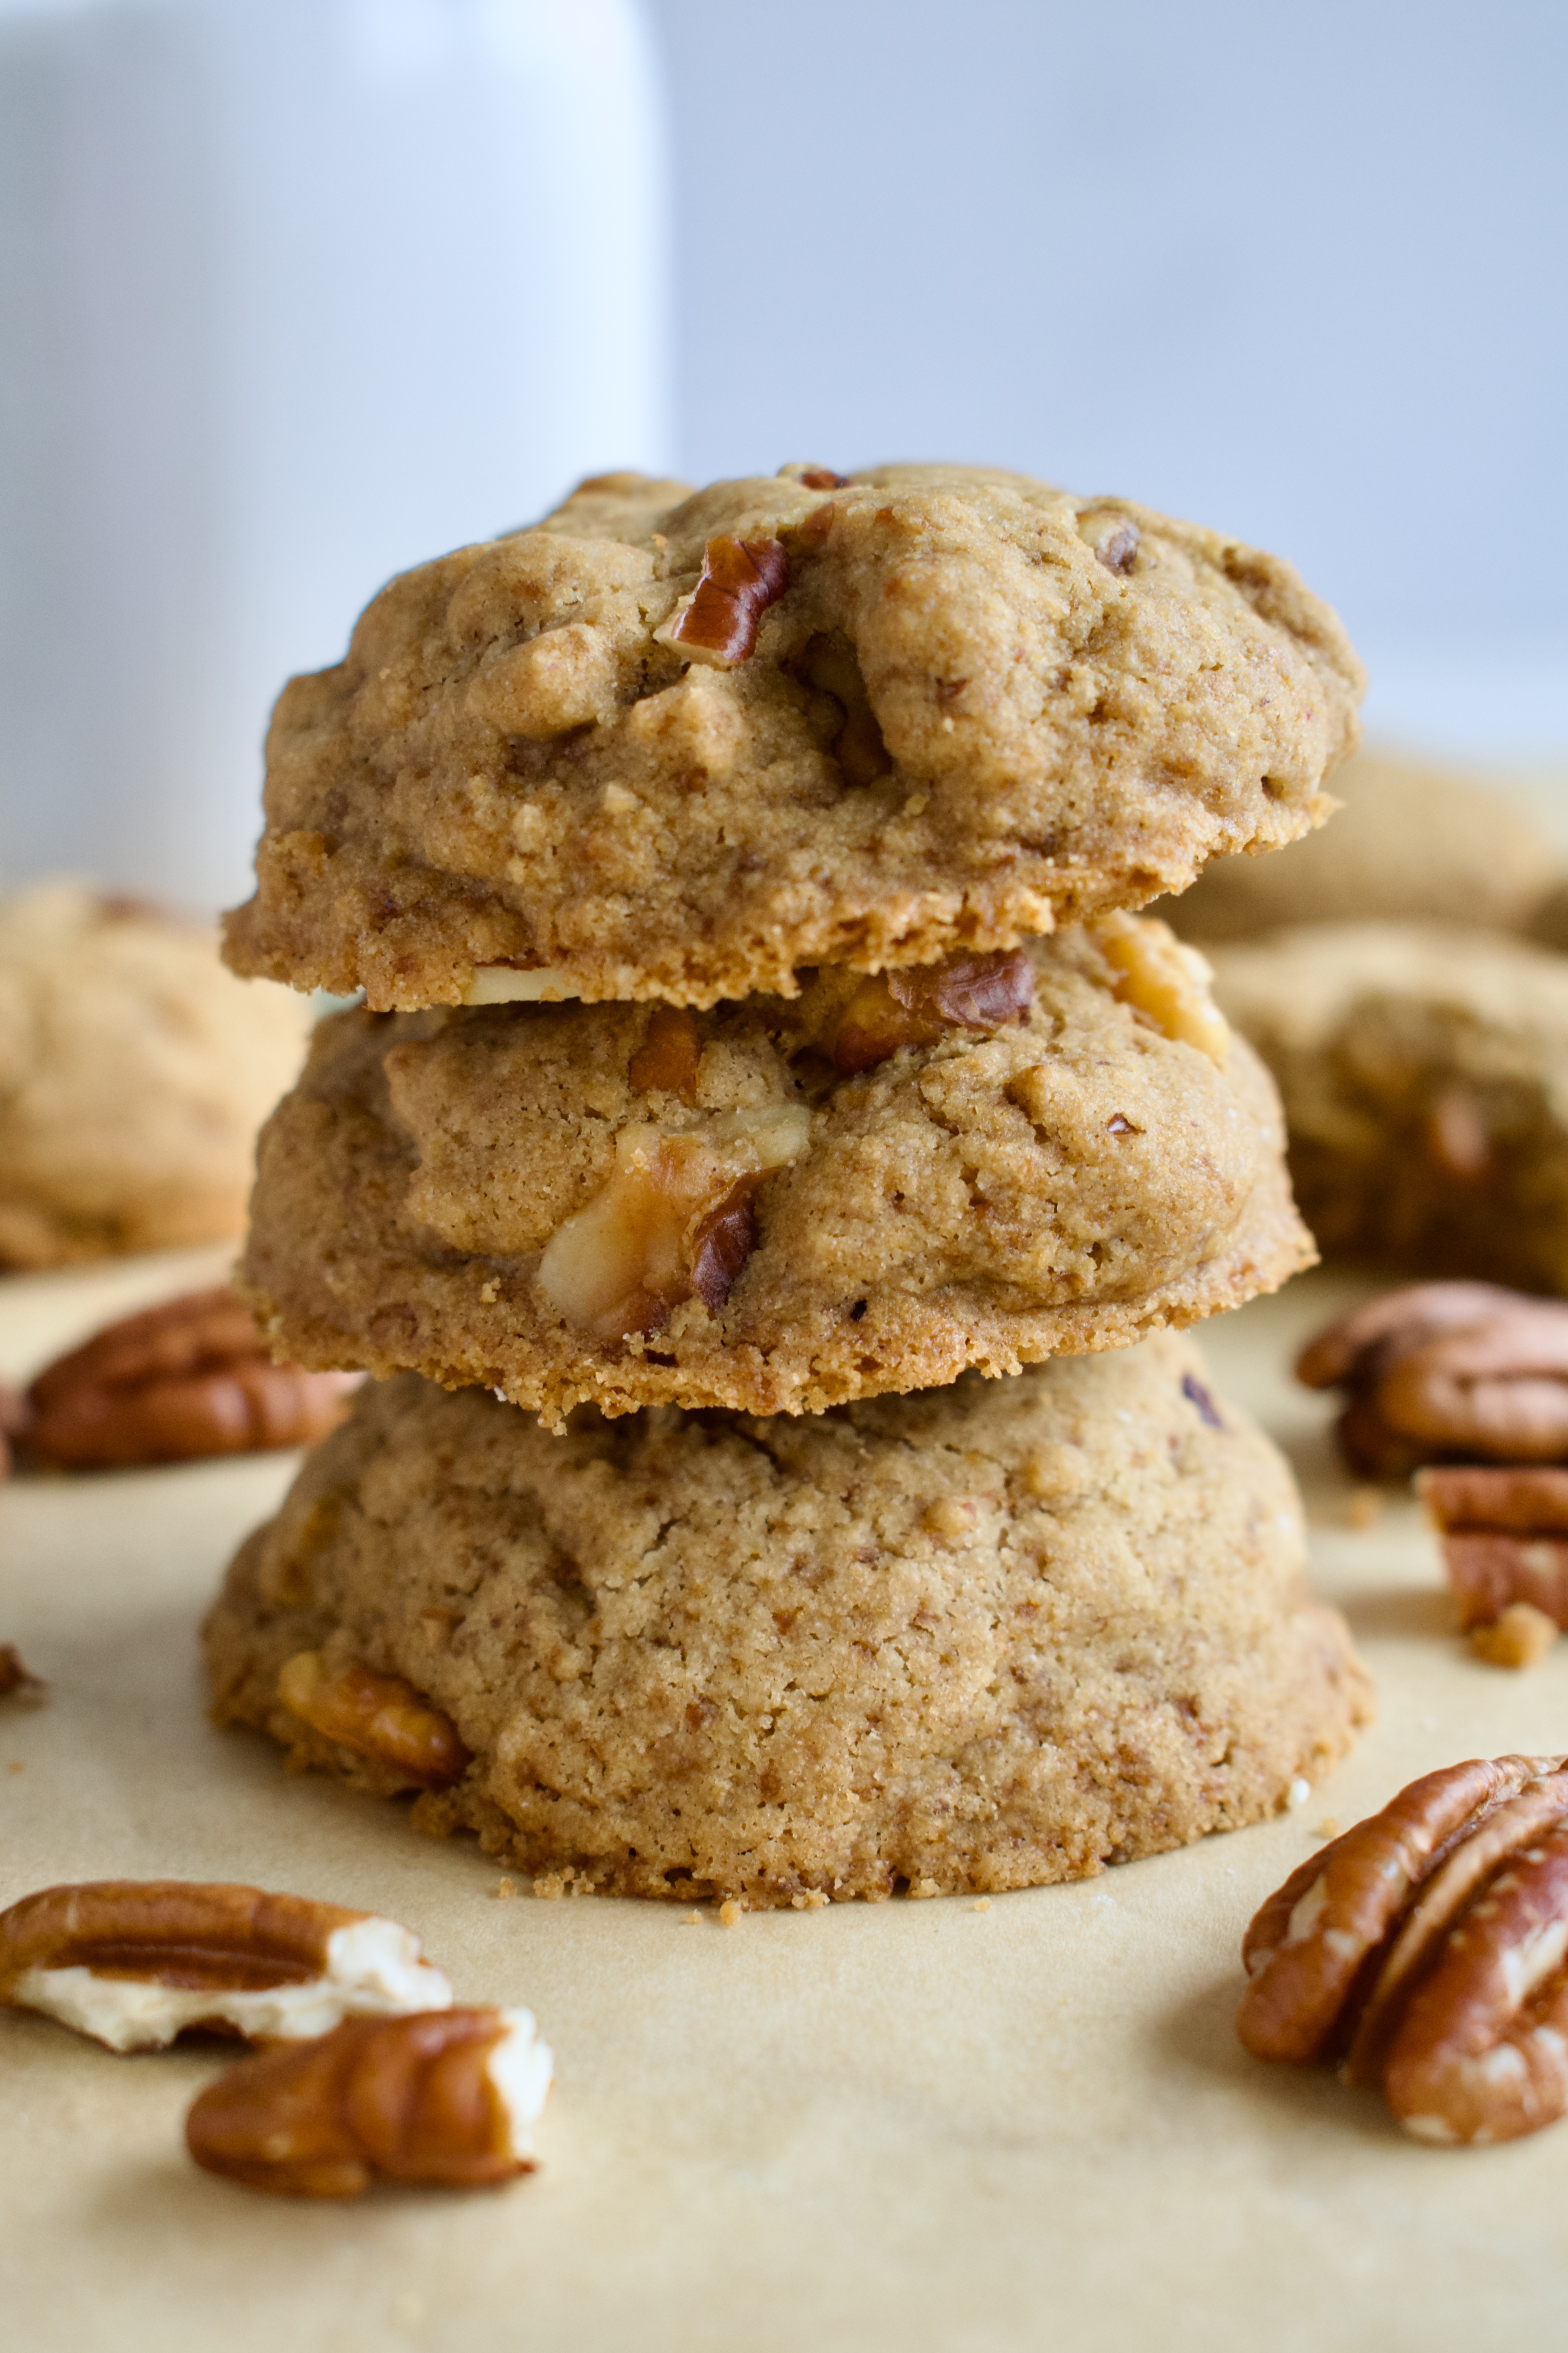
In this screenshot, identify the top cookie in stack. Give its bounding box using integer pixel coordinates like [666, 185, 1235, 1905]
[225, 464, 1361, 1423]
[222, 464, 1362, 1013]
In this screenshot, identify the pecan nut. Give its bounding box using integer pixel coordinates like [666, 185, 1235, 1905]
[20, 1288, 362, 1469]
[654, 535, 789, 668]
[1297, 1282, 1568, 1479]
[1238, 1755, 1568, 2142]
[0, 1644, 47, 1704]
[277, 1653, 471, 1788]
[1419, 1464, 1568, 1643]
[1089, 912, 1229, 1063]
[186, 2007, 551, 2198]
[825, 947, 1035, 1076]
[0, 1880, 452, 2051]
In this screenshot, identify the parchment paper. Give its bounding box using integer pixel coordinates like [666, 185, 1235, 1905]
[3, 1248, 1566, 2353]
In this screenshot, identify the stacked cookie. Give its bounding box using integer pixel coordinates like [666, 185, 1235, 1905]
[208, 464, 1372, 1905]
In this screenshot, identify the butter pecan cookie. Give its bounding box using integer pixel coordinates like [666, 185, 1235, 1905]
[222, 463, 1362, 1011]
[0, 881, 310, 1268]
[205, 1338, 1371, 1906]
[239, 920, 1313, 1424]
[1211, 923, 1568, 1292]
[1163, 749, 1558, 945]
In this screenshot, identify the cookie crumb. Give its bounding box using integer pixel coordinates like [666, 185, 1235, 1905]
[532, 1873, 565, 1900]
[493, 1877, 516, 1900]
[1286, 1776, 1310, 1810]
[718, 1899, 743, 1927]
[971, 1897, 992, 1913]
[1313, 1817, 1340, 1840]
[1470, 1602, 1558, 1670]
[789, 1889, 828, 1910]
[1344, 1486, 1381, 1531]
[910, 1876, 940, 1900]
[681, 1909, 702, 1925]
[478, 1277, 500, 1305]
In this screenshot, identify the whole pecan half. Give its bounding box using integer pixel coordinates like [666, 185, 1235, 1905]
[1238, 1755, 1568, 2143]
[1297, 1282, 1568, 1479]
[186, 2006, 552, 2197]
[20, 1288, 362, 1469]
[0, 1879, 452, 2051]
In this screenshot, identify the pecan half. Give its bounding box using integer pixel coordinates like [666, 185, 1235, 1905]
[0, 1880, 452, 2051]
[1238, 1756, 1568, 2143]
[277, 1654, 471, 1788]
[186, 2006, 551, 2197]
[654, 535, 789, 667]
[1418, 1465, 1568, 1643]
[825, 948, 1035, 1076]
[21, 1288, 362, 1470]
[0, 1644, 46, 1704]
[1297, 1283, 1568, 1480]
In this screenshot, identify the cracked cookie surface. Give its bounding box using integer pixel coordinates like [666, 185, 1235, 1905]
[239, 924, 1313, 1423]
[223, 463, 1362, 1010]
[205, 1340, 1371, 1905]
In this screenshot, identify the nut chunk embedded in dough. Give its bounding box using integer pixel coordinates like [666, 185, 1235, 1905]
[186, 2007, 552, 2197]
[222, 463, 1363, 1012]
[1238, 1755, 1568, 2144]
[0, 1880, 452, 2051]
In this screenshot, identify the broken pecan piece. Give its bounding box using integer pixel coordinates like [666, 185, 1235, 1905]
[1089, 912, 1228, 1063]
[654, 535, 789, 668]
[1298, 1282, 1568, 1480]
[0, 1880, 452, 2050]
[277, 1654, 471, 1788]
[0, 1644, 46, 1704]
[22, 1288, 362, 1469]
[1417, 1464, 1568, 1645]
[826, 949, 1035, 1076]
[186, 2006, 551, 2197]
[1238, 1756, 1568, 2142]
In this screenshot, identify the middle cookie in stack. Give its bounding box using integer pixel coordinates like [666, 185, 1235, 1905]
[211, 463, 1371, 1901]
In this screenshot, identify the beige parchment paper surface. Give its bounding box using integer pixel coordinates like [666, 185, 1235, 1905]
[3, 1248, 1567, 2353]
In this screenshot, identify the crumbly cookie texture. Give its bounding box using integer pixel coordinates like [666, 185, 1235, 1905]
[238, 923, 1314, 1425]
[0, 881, 310, 1269]
[1162, 749, 1557, 945]
[1211, 922, 1568, 1291]
[222, 463, 1362, 1010]
[205, 1343, 1371, 1906]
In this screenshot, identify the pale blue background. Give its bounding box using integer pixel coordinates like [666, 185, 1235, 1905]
[647, 0, 1568, 762]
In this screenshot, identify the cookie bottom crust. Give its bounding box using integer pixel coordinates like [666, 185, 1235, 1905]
[206, 1342, 1371, 1906]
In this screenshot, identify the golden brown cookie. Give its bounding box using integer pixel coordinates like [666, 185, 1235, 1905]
[0, 882, 310, 1268]
[222, 464, 1363, 1011]
[1211, 922, 1568, 1290]
[1163, 748, 1558, 945]
[239, 922, 1313, 1425]
[205, 1340, 1372, 1906]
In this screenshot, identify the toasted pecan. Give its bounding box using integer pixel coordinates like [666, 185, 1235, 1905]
[1238, 1756, 1568, 2142]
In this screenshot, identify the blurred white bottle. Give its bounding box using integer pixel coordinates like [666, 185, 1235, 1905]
[0, 0, 671, 910]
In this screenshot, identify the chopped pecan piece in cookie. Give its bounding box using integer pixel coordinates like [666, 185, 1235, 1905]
[186, 2006, 551, 2197]
[653, 534, 789, 668]
[20, 1288, 362, 1469]
[1089, 912, 1228, 1063]
[824, 947, 1035, 1075]
[1298, 1282, 1568, 1480]
[277, 1654, 471, 1788]
[1239, 1754, 1568, 2142]
[0, 1879, 451, 2050]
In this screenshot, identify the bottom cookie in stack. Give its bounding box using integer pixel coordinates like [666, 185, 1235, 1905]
[206, 1335, 1371, 1908]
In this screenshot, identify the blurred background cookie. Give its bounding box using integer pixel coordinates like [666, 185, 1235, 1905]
[0, 881, 310, 1269]
[1162, 749, 1561, 945]
[1209, 921, 1568, 1291]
